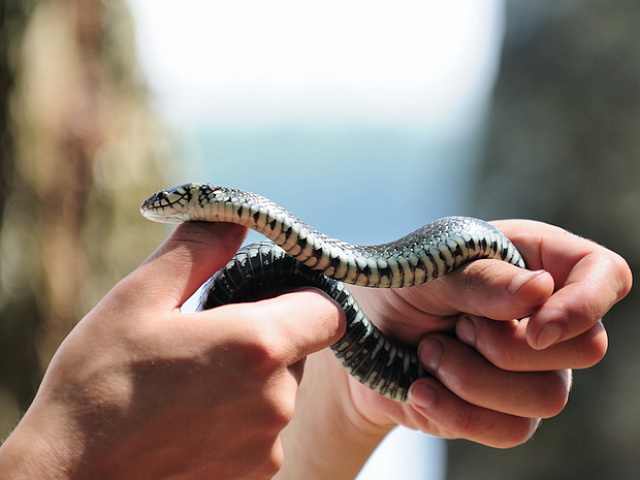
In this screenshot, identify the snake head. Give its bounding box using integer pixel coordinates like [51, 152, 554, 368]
[140, 183, 198, 223]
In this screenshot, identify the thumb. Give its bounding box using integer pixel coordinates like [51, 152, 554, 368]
[200, 289, 347, 365]
[118, 222, 248, 310]
[259, 289, 347, 363]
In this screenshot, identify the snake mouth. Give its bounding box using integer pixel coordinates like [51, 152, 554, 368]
[140, 185, 194, 223]
[139, 208, 189, 223]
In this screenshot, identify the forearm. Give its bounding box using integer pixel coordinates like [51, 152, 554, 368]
[275, 350, 391, 480]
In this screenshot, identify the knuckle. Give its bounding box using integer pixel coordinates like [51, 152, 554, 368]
[488, 352, 515, 372]
[236, 322, 289, 372]
[495, 418, 541, 448]
[574, 322, 608, 368]
[537, 370, 571, 418]
[455, 261, 496, 292]
[263, 394, 296, 431]
[566, 293, 602, 326]
[235, 443, 283, 480]
[609, 252, 633, 300]
[450, 410, 540, 449]
[262, 447, 284, 478]
[478, 334, 520, 371]
[448, 409, 478, 437]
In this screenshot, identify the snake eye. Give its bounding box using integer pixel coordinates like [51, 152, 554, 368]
[145, 188, 184, 209]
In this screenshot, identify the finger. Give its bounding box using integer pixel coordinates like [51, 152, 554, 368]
[494, 220, 632, 349]
[409, 377, 541, 448]
[416, 334, 571, 419]
[527, 251, 632, 349]
[244, 289, 347, 364]
[399, 259, 554, 320]
[190, 289, 347, 367]
[456, 315, 608, 371]
[117, 222, 248, 310]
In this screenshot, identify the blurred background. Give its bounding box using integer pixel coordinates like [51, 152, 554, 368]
[0, 1, 638, 479]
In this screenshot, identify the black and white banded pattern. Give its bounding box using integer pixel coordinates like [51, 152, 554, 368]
[198, 242, 423, 402]
[141, 183, 526, 401]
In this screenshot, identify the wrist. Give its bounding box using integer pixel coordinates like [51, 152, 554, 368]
[0, 404, 79, 480]
[276, 351, 391, 480]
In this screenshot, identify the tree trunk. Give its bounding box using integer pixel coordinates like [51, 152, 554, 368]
[0, 0, 166, 438]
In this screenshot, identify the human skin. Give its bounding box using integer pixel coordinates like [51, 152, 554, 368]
[0, 220, 632, 480]
[275, 220, 632, 478]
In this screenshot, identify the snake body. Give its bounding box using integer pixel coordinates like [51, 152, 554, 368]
[141, 183, 525, 402]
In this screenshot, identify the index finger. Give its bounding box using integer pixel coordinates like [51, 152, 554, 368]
[114, 222, 248, 311]
[494, 220, 632, 349]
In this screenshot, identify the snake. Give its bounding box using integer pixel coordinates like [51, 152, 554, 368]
[140, 183, 525, 402]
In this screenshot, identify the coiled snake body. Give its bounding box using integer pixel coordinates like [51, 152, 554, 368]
[141, 183, 525, 402]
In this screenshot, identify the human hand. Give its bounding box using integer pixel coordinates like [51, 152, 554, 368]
[328, 219, 632, 448]
[0, 222, 345, 480]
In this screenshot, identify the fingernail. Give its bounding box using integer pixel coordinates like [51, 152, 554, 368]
[536, 323, 563, 349]
[456, 316, 476, 346]
[509, 269, 548, 294]
[410, 382, 436, 410]
[419, 339, 444, 372]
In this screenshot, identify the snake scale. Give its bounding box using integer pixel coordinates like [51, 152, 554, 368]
[140, 183, 525, 402]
